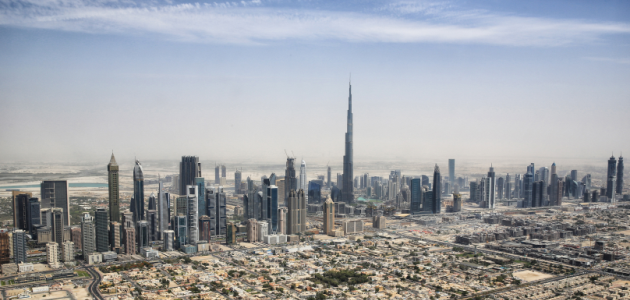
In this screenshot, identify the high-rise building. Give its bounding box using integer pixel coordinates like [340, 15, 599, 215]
[549, 163, 559, 206]
[285, 157, 298, 206]
[124, 227, 136, 255]
[342, 82, 354, 204]
[307, 181, 322, 204]
[278, 207, 287, 234]
[539, 167, 550, 199]
[497, 177, 504, 199]
[453, 194, 462, 212]
[618, 155, 624, 195]
[109, 222, 121, 253]
[299, 160, 307, 191]
[221, 165, 226, 179]
[13, 230, 27, 263]
[147, 210, 157, 241]
[257, 221, 268, 242]
[571, 170, 578, 181]
[107, 153, 121, 223]
[132, 160, 145, 223]
[432, 165, 441, 214]
[95, 208, 109, 253]
[195, 177, 205, 218]
[40, 181, 70, 226]
[323, 195, 335, 235]
[0, 233, 10, 265]
[215, 187, 226, 236]
[287, 189, 306, 235]
[199, 215, 211, 242]
[215, 164, 221, 184]
[186, 185, 199, 245]
[448, 159, 455, 193]
[532, 181, 544, 207]
[505, 174, 512, 199]
[163, 230, 174, 251]
[137, 220, 149, 250]
[27, 197, 41, 235]
[180, 156, 201, 197]
[327, 166, 332, 189]
[267, 185, 279, 233]
[46, 242, 59, 265]
[235, 169, 242, 194]
[148, 193, 156, 211]
[62, 241, 74, 262]
[158, 179, 169, 240]
[247, 219, 258, 242]
[174, 215, 187, 249]
[410, 178, 423, 213]
[226, 222, 237, 245]
[70, 227, 81, 250]
[523, 166, 534, 208]
[81, 212, 96, 261]
[607, 155, 617, 200]
[485, 165, 496, 209]
[51, 208, 64, 248]
[514, 174, 522, 199]
[12, 191, 32, 230]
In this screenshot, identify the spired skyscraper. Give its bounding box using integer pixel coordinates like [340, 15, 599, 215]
[607, 154, 617, 201]
[617, 154, 624, 195]
[342, 81, 354, 204]
[132, 160, 145, 223]
[299, 160, 307, 191]
[108, 153, 120, 223]
[432, 164, 441, 214]
[284, 157, 298, 206]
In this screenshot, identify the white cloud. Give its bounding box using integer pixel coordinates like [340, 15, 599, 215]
[0, 0, 629, 46]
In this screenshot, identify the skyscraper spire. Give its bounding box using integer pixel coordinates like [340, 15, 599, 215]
[342, 80, 354, 203]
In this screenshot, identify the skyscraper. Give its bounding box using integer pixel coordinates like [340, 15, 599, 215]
[157, 179, 169, 240]
[46, 242, 59, 265]
[235, 169, 242, 194]
[12, 191, 32, 230]
[199, 215, 211, 241]
[174, 215, 187, 249]
[453, 194, 462, 212]
[607, 154, 617, 200]
[13, 230, 27, 263]
[267, 185, 279, 233]
[27, 197, 41, 236]
[186, 185, 199, 245]
[95, 208, 109, 253]
[448, 159, 455, 193]
[497, 177, 504, 199]
[51, 208, 64, 249]
[327, 166, 332, 189]
[618, 154, 624, 195]
[549, 163, 559, 206]
[410, 178, 423, 214]
[285, 157, 298, 206]
[538, 167, 550, 199]
[109, 221, 121, 253]
[132, 159, 145, 223]
[148, 193, 156, 211]
[532, 181, 544, 207]
[62, 241, 74, 262]
[342, 82, 354, 204]
[180, 156, 201, 196]
[432, 164, 441, 214]
[81, 212, 96, 261]
[40, 181, 70, 226]
[0, 233, 9, 265]
[287, 189, 306, 235]
[214, 187, 227, 236]
[124, 227, 136, 255]
[221, 165, 226, 179]
[108, 153, 120, 223]
[523, 166, 534, 208]
[163, 230, 174, 251]
[195, 177, 205, 218]
[215, 164, 220, 185]
[485, 165, 496, 209]
[137, 220, 149, 250]
[299, 159, 307, 191]
[505, 174, 512, 199]
[323, 195, 335, 235]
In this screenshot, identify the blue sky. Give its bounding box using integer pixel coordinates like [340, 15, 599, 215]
[0, 0, 629, 165]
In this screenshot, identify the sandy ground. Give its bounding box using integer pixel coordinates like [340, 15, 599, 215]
[617, 230, 630, 236]
[30, 290, 72, 300]
[312, 234, 336, 241]
[239, 242, 259, 249]
[512, 270, 555, 282]
[191, 255, 215, 262]
[612, 280, 630, 287]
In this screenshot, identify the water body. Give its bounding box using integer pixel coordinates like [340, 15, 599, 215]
[1, 183, 108, 189]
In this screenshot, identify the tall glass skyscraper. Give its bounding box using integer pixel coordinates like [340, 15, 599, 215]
[299, 160, 307, 191]
[432, 165, 441, 214]
[180, 156, 201, 195]
[448, 159, 455, 193]
[342, 82, 354, 204]
[132, 159, 145, 223]
[107, 153, 120, 223]
[284, 157, 298, 206]
[195, 177, 205, 218]
[410, 178, 422, 214]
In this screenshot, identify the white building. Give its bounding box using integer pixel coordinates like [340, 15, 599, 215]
[140, 248, 159, 259]
[263, 234, 287, 245]
[18, 262, 34, 273]
[62, 241, 74, 262]
[46, 242, 59, 265]
[299, 160, 307, 190]
[257, 221, 268, 242]
[88, 253, 102, 265]
[342, 219, 364, 235]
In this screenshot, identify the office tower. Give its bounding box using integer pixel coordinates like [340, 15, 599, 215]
[215, 187, 226, 236]
[618, 155, 624, 195]
[257, 221, 268, 241]
[199, 216, 211, 241]
[538, 167, 550, 198]
[267, 185, 279, 233]
[323, 195, 335, 235]
[40, 181, 70, 226]
[607, 155, 617, 200]
[549, 163, 558, 205]
[109, 222, 121, 253]
[215, 164, 220, 184]
[342, 82, 354, 203]
[592, 190, 599, 202]
[420, 175, 429, 189]
[497, 177, 504, 199]
[123, 212, 134, 228]
[206, 189, 216, 235]
[124, 227, 136, 254]
[180, 156, 201, 196]
[95, 208, 109, 252]
[469, 181, 478, 203]
[158, 179, 169, 240]
[410, 178, 422, 213]
[70, 227, 81, 250]
[453, 194, 462, 212]
[423, 190, 434, 213]
[226, 222, 237, 245]
[148, 193, 156, 211]
[486, 165, 496, 209]
[582, 174, 592, 190]
[46, 242, 59, 265]
[278, 208, 287, 234]
[13, 230, 27, 263]
[147, 210, 157, 241]
[260, 178, 269, 221]
[0, 233, 9, 264]
[137, 220, 149, 250]
[62, 241, 74, 262]
[235, 170, 242, 194]
[308, 181, 322, 204]
[432, 165, 442, 214]
[571, 170, 578, 181]
[532, 181, 543, 207]
[27, 197, 41, 235]
[221, 165, 226, 178]
[287, 189, 306, 234]
[513, 174, 521, 199]
[131, 159, 145, 223]
[107, 153, 121, 223]
[299, 159, 307, 191]
[247, 219, 258, 242]
[523, 167, 534, 208]
[175, 196, 187, 219]
[327, 166, 332, 188]
[40, 208, 52, 228]
[337, 173, 343, 189]
[285, 157, 298, 206]
[195, 177, 205, 218]
[448, 159, 455, 193]
[185, 185, 199, 244]
[163, 230, 174, 251]
[12, 191, 32, 230]
[51, 208, 64, 247]
[81, 212, 96, 260]
[556, 180, 564, 206]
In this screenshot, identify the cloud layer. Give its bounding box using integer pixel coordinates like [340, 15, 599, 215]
[1, 0, 629, 46]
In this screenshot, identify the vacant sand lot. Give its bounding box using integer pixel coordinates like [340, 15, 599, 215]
[513, 270, 555, 282]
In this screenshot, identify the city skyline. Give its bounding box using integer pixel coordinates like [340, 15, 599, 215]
[1, 1, 629, 163]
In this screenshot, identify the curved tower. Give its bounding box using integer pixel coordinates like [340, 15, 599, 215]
[342, 82, 354, 203]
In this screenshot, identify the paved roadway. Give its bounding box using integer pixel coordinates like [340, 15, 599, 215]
[86, 267, 104, 300]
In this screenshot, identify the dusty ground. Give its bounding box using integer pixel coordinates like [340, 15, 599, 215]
[612, 280, 630, 287]
[617, 230, 630, 236]
[30, 290, 71, 300]
[512, 270, 555, 282]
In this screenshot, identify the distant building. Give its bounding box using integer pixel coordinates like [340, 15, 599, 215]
[180, 156, 201, 198]
[12, 230, 27, 263]
[343, 220, 364, 235]
[226, 222, 237, 245]
[95, 208, 109, 253]
[163, 230, 174, 251]
[62, 241, 74, 262]
[46, 242, 59, 265]
[323, 195, 335, 235]
[40, 181, 70, 226]
[453, 194, 462, 212]
[287, 189, 306, 235]
[132, 160, 145, 223]
[247, 219, 258, 242]
[81, 212, 96, 261]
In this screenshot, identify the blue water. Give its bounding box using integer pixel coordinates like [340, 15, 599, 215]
[1, 183, 108, 189]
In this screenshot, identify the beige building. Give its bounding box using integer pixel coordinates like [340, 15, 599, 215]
[62, 241, 74, 262]
[46, 242, 59, 265]
[343, 219, 364, 235]
[323, 195, 335, 236]
[247, 219, 258, 242]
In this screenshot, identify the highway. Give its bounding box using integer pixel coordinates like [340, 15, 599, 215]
[86, 267, 104, 300]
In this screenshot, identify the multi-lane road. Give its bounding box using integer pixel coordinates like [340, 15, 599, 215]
[86, 267, 104, 300]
